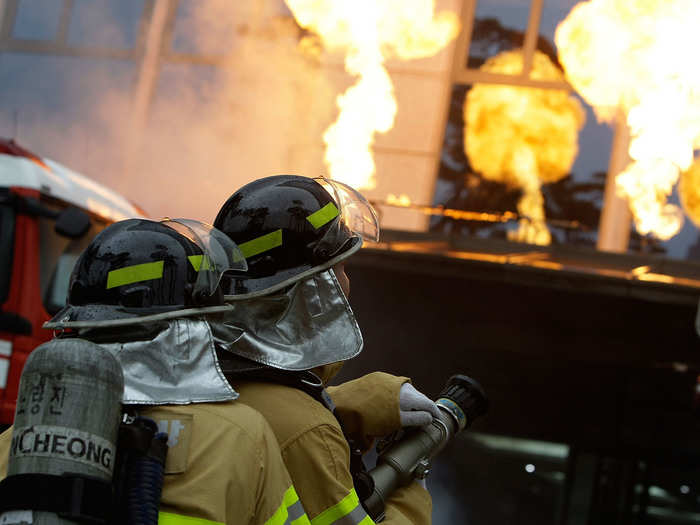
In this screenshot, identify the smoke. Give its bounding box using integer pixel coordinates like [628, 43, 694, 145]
[0, 0, 336, 222]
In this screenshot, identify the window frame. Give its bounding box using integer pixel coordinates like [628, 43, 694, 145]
[434, 0, 631, 251]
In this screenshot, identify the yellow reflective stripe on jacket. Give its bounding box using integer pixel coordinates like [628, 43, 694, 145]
[306, 202, 339, 229]
[310, 488, 374, 525]
[158, 511, 223, 525]
[106, 260, 164, 289]
[265, 485, 311, 525]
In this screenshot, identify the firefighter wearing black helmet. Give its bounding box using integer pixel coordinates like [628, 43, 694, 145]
[0, 218, 309, 525]
[212, 175, 437, 524]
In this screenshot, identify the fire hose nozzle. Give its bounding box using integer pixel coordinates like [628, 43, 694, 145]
[361, 374, 488, 522]
[436, 374, 489, 432]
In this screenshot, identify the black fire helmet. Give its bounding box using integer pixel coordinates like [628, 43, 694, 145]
[213, 175, 379, 298]
[48, 218, 246, 325]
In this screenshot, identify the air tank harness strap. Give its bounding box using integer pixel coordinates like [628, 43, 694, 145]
[223, 367, 376, 504]
[112, 414, 169, 525]
[0, 472, 113, 522]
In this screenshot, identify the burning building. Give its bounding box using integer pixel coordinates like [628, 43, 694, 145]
[1, 1, 700, 524]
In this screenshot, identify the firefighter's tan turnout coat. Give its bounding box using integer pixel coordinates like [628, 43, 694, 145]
[236, 371, 433, 525]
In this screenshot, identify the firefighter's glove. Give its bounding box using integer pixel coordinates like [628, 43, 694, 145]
[399, 383, 441, 427]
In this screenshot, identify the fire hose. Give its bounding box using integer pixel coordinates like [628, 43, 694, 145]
[362, 374, 488, 521]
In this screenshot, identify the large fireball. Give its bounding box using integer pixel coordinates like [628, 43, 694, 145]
[556, 0, 700, 240]
[465, 49, 586, 245]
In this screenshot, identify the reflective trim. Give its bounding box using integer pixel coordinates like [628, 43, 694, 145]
[285, 486, 309, 524]
[106, 260, 164, 289]
[224, 237, 362, 302]
[188, 254, 212, 271]
[291, 511, 312, 525]
[158, 511, 223, 525]
[265, 485, 311, 525]
[311, 488, 373, 525]
[239, 229, 283, 259]
[306, 202, 339, 229]
[0, 356, 9, 389]
[0, 340, 10, 389]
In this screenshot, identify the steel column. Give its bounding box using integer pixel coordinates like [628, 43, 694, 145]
[597, 115, 632, 252]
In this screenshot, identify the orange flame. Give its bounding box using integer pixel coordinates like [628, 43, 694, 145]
[284, 0, 459, 189]
[387, 193, 412, 206]
[465, 50, 585, 245]
[556, 0, 700, 240]
[680, 159, 700, 228]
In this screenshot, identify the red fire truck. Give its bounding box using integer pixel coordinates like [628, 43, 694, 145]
[0, 139, 143, 424]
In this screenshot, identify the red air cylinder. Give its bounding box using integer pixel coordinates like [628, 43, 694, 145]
[1, 338, 124, 524]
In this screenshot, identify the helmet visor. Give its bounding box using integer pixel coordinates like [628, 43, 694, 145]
[314, 177, 380, 243]
[161, 218, 247, 297]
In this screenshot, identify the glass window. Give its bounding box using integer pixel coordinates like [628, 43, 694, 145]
[573, 457, 700, 525]
[433, 0, 623, 250]
[539, 1, 581, 43]
[67, 0, 144, 49]
[635, 461, 700, 524]
[432, 432, 570, 524]
[171, 0, 243, 56]
[469, 0, 531, 71]
[13, 0, 63, 41]
[432, 82, 612, 248]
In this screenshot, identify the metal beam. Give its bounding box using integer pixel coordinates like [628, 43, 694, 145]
[597, 114, 632, 252]
[521, 0, 544, 76]
[0, 0, 6, 40]
[0, 0, 18, 45]
[449, 0, 476, 83]
[453, 69, 571, 90]
[122, 0, 174, 178]
[56, 0, 74, 45]
[0, 38, 136, 59]
[162, 50, 227, 67]
[424, 0, 474, 231]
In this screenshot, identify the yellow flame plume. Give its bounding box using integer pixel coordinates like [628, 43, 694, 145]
[556, 0, 700, 240]
[465, 50, 585, 245]
[680, 159, 700, 228]
[285, 0, 459, 189]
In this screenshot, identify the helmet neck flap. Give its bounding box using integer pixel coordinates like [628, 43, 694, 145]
[78, 318, 238, 405]
[209, 268, 363, 371]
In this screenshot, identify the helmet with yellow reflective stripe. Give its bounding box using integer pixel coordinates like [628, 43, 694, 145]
[213, 175, 379, 297]
[47, 218, 247, 326]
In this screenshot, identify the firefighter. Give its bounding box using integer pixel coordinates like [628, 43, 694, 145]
[210, 175, 438, 524]
[0, 218, 309, 525]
